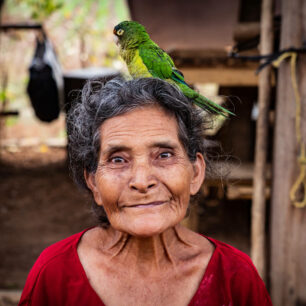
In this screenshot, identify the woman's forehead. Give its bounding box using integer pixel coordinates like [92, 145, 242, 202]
[99, 105, 181, 148]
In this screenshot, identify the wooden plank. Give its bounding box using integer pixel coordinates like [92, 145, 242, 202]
[251, 0, 274, 282]
[180, 67, 259, 86]
[128, 0, 240, 51]
[208, 162, 271, 181]
[270, 0, 306, 305]
[202, 162, 272, 200]
[228, 185, 270, 200]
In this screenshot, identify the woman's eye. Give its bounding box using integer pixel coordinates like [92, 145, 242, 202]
[110, 156, 125, 163]
[159, 152, 172, 159]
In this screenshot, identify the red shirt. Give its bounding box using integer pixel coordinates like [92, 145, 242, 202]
[19, 228, 272, 306]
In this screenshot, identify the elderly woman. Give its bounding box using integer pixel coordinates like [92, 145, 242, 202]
[19, 78, 271, 306]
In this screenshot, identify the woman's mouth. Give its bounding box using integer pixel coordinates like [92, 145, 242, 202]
[124, 201, 166, 208]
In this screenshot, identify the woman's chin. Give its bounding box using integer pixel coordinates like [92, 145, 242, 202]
[108, 207, 186, 237]
[131, 225, 168, 237]
[114, 217, 176, 237]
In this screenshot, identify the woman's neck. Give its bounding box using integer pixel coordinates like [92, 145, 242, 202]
[96, 224, 196, 274]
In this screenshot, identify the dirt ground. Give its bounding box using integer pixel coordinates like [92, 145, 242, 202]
[0, 147, 250, 304]
[0, 147, 94, 291]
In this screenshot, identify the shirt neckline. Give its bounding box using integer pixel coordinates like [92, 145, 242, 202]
[73, 227, 219, 306]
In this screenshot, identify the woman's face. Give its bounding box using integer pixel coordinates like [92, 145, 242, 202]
[86, 105, 205, 237]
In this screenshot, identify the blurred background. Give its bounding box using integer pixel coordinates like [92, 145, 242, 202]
[0, 0, 305, 305]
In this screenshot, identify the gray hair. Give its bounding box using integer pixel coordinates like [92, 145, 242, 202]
[67, 77, 212, 225]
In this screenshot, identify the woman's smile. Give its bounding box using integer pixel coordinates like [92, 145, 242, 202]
[122, 201, 168, 209]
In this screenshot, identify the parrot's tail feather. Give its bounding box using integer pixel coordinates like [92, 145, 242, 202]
[195, 95, 235, 117]
[174, 80, 234, 116]
[193, 99, 220, 114]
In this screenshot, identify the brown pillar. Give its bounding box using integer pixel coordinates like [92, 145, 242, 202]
[251, 0, 274, 282]
[270, 0, 306, 305]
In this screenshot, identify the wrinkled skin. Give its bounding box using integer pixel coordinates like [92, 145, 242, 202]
[86, 105, 204, 237]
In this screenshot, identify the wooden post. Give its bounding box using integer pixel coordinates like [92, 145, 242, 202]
[251, 0, 274, 282]
[270, 0, 306, 305]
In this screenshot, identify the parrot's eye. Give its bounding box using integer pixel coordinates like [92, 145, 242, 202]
[117, 29, 124, 36]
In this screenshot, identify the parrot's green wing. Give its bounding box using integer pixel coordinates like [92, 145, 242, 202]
[139, 42, 234, 116]
[139, 43, 185, 83]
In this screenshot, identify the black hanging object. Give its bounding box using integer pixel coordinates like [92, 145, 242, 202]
[27, 34, 63, 122]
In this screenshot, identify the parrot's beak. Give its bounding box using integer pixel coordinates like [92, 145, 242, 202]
[113, 35, 119, 46]
[113, 28, 119, 46]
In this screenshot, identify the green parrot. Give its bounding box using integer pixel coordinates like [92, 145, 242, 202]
[113, 20, 233, 116]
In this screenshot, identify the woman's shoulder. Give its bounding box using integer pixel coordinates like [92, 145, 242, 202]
[22, 229, 89, 287]
[35, 229, 88, 268]
[191, 236, 272, 305]
[25, 229, 90, 283]
[204, 236, 258, 275]
[19, 228, 101, 305]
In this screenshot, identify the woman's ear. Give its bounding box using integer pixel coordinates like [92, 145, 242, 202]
[84, 170, 103, 205]
[190, 153, 206, 195]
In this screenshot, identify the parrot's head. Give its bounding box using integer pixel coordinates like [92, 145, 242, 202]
[113, 21, 150, 49]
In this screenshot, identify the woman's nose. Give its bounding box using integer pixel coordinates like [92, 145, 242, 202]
[128, 162, 157, 192]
